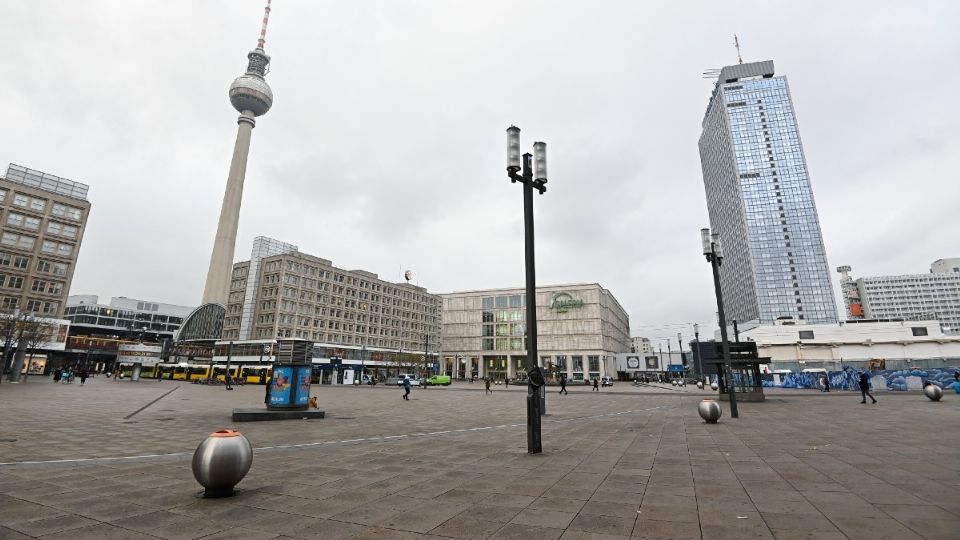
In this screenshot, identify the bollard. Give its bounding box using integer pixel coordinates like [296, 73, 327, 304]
[698, 399, 722, 424]
[923, 384, 943, 402]
[710, 382, 718, 391]
[696, 381, 704, 389]
[192, 429, 253, 497]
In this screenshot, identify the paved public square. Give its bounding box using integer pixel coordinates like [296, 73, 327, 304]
[0, 377, 957, 540]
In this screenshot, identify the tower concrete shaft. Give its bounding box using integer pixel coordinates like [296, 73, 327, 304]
[202, 112, 256, 305]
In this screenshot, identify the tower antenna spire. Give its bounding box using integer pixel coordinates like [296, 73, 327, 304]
[257, 0, 272, 50]
[734, 34, 743, 64]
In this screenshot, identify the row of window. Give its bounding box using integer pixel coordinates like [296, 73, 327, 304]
[0, 296, 60, 314]
[0, 233, 74, 257]
[0, 190, 84, 220]
[0, 274, 63, 294]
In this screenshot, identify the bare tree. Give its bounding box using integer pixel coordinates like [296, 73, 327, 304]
[20, 315, 55, 381]
[0, 309, 19, 384]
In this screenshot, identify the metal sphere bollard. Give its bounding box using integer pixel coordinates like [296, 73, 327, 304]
[923, 384, 943, 402]
[698, 399, 722, 423]
[671, 379, 677, 386]
[710, 382, 718, 391]
[697, 381, 704, 389]
[192, 429, 253, 498]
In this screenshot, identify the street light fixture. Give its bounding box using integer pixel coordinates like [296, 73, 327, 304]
[701, 227, 739, 418]
[506, 125, 547, 454]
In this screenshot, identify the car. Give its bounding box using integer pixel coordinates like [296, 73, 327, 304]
[394, 374, 425, 387]
[600, 376, 614, 387]
[426, 375, 451, 386]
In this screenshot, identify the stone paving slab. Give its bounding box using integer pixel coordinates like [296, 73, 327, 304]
[0, 377, 958, 539]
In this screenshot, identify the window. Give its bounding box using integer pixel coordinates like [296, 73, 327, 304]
[31, 279, 47, 292]
[2, 233, 34, 250]
[43, 302, 59, 314]
[911, 327, 928, 337]
[6, 214, 24, 227]
[0, 190, 5, 203]
[0, 253, 8, 266]
[799, 330, 814, 339]
[46, 222, 78, 238]
[572, 356, 583, 372]
[26, 300, 42, 312]
[12, 194, 28, 207]
[52, 204, 82, 221]
[6, 276, 23, 289]
[14, 257, 29, 269]
[1, 297, 18, 309]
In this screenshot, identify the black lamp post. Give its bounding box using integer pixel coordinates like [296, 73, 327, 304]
[506, 125, 547, 454]
[701, 228, 739, 418]
[693, 323, 703, 383]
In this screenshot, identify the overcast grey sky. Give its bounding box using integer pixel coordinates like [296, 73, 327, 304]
[2, 1, 958, 345]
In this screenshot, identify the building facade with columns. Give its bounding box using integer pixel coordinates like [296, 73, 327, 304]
[440, 284, 630, 381]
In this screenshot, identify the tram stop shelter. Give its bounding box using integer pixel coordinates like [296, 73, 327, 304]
[694, 340, 770, 402]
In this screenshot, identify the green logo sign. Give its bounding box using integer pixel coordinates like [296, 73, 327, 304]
[550, 292, 584, 313]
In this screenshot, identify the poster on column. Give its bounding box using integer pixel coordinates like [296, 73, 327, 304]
[270, 366, 293, 406]
[295, 367, 311, 406]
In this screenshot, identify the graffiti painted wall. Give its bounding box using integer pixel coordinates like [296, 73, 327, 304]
[767, 367, 958, 391]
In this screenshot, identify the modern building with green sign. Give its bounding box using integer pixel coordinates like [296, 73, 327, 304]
[439, 284, 630, 382]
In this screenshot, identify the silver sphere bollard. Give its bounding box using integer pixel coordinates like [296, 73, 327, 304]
[192, 429, 253, 498]
[697, 381, 704, 389]
[671, 380, 677, 386]
[698, 399, 722, 423]
[710, 382, 718, 391]
[923, 384, 943, 402]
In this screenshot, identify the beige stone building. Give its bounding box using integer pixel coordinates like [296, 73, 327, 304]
[441, 284, 630, 381]
[0, 164, 90, 316]
[221, 237, 441, 354]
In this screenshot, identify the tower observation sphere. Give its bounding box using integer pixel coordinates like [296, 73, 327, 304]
[229, 48, 273, 117]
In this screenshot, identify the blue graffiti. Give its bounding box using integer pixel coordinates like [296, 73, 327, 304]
[765, 367, 958, 391]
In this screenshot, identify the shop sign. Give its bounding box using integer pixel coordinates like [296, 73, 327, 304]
[549, 292, 584, 313]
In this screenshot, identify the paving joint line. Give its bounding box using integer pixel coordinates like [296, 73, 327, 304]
[123, 386, 179, 420]
[0, 404, 675, 469]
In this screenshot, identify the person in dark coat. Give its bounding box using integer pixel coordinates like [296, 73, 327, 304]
[859, 371, 876, 404]
[593, 378, 599, 391]
[402, 376, 412, 400]
[264, 376, 272, 405]
[559, 375, 568, 395]
[484, 377, 492, 395]
[79, 370, 87, 385]
[53, 368, 62, 383]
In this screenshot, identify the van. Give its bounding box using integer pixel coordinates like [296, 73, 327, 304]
[600, 376, 614, 387]
[427, 375, 452, 386]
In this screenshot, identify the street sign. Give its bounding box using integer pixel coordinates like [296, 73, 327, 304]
[667, 365, 684, 372]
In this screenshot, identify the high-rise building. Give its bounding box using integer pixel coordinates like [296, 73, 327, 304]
[699, 60, 837, 326]
[0, 164, 91, 317]
[201, 1, 275, 306]
[221, 237, 442, 355]
[837, 261, 960, 334]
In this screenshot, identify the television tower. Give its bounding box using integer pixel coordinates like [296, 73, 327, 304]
[201, 0, 275, 305]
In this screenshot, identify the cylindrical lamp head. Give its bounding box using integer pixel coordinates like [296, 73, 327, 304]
[700, 228, 712, 255]
[694, 323, 699, 333]
[507, 126, 521, 171]
[711, 233, 723, 258]
[677, 333, 682, 341]
[533, 141, 547, 182]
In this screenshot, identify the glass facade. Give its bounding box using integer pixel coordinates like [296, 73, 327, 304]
[700, 61, 838, 325]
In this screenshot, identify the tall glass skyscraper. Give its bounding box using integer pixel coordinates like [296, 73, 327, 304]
[699, 60, 837, 326]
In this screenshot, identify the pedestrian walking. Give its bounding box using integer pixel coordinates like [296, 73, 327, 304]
[264, 376, 272, 405]
[79, 370, 87, 385]
[559, 375, 568, 395]
[53, 368, 62, 383]
[592, 378, 599, 391]
[224, 372, 234, 391]
[505, 378, 509, 388]
[402, 376, 412, 400]
[859, 371, 876, 404]
[822, 375, 830, 392]
[484, 377, 492, 395]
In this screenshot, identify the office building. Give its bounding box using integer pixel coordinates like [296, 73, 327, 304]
[699, 60, 837, 326]
[0, 164, 91, 317]
[631, 336, 654, 355]
[60, 295, 194, 372]
[222, 237, 442, 355]
[838, 261, 960, 334]
[440, 284, 630, 381]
